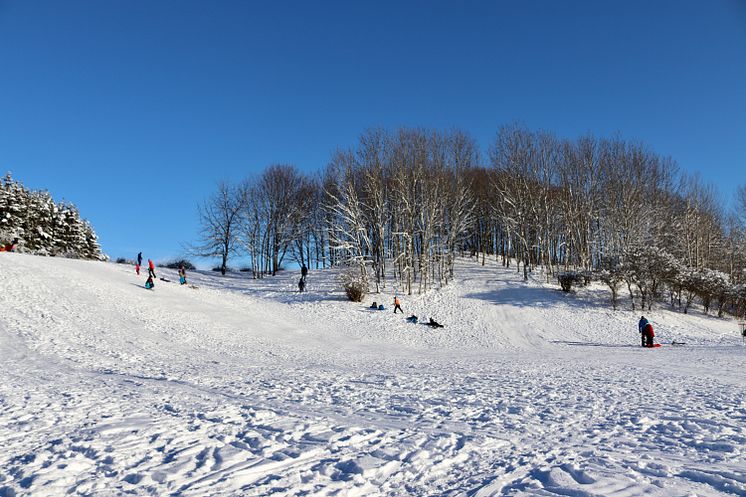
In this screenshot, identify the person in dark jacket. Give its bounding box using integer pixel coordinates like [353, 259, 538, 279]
[638, 316, 649, 347]
[643, 322, 655, 347]
[301, 264, 308, 278]
[298, 277, 306, 293]
[137, 252, 143, 267]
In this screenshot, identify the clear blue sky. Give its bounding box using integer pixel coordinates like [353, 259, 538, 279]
[1, 0, 745, 263]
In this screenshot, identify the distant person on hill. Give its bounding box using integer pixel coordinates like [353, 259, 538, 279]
[135, 263, 140, 275]
[643, 322, 655, 347]
[638, 316, 649, 347]
[301, 264, 308, 279]
[393, 295, 403, 314]
[145, 275, 155, 290]
[178, 265, 187, 285]
[148, 259, 156, 278]
[137, 252, 143, 267]
[298, 277, 306, 293]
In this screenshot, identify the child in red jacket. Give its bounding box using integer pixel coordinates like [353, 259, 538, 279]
[643, 323, 655, 347]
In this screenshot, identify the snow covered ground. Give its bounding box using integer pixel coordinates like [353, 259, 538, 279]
[1, 253, 744, 497]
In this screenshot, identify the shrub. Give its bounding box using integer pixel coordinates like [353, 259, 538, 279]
[340, 268, 368, 302]
[558, 272, 584, 292]
[116, 257, 134, 264]
[164, 259, 196, 270]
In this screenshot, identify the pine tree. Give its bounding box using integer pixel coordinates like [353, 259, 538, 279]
[0, 174, 104, 259]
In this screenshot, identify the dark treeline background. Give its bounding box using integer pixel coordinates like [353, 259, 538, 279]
[196, 125, 746, 317]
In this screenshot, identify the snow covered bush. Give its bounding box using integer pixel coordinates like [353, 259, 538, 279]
[340, 268, 368, 302]
[558, 272, 586, 292]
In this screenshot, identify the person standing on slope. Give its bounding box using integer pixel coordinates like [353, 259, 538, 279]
[148, 258, 156, 278]
[643, 322, 655, 347]
[393, 295, 403, 314]
[137, 252, 143, 267]
[178, 264, 187, 285]
[638, 316, 649, 347]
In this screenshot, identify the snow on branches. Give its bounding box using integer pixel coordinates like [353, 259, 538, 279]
[0, 174, 103, 259]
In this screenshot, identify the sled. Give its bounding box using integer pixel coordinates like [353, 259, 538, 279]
[642, 343, 662, 348]
[159, 277, 171, 282]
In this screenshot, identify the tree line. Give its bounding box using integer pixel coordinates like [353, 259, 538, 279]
[196, 125, 746, 317]
[0, 174, 103, 259]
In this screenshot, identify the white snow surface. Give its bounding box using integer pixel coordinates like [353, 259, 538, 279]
[1, 253, 744, 497]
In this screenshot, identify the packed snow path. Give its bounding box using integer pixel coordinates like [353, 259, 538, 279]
[1, 253, 744, 496]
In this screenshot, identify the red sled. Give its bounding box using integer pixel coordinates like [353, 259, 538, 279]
[643, 344, 662, 348]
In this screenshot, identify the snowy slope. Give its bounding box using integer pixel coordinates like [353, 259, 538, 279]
[0, 253, 744, 497]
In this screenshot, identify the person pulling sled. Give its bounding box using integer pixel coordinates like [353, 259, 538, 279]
[642, 322, 655, 347]
[638, 316, 649, 347]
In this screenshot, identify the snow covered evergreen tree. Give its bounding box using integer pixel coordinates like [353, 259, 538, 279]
[0, 174, 104, 259]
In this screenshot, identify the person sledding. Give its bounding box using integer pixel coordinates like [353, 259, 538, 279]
[642, 322, 655, 347]
[406, 314, 418, 324]
[426, 318, 444, 328]
[178, 264, 187, 285]
[145, 275, 155, 290]
[393, 295, 403, 314]
[638, 316, 649, 347]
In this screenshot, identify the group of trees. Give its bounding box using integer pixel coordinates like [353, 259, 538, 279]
[0, 174, 103, 259]
[196, 126, 746, 317]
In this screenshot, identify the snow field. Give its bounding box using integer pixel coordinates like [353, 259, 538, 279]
[0, 253, 744, 496]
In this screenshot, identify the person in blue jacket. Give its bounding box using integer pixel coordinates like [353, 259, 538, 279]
[638, 316, 649, 347]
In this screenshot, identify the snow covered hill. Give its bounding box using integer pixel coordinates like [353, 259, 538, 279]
[1, 253, 744, 497]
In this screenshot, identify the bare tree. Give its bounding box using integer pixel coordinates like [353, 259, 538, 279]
[195, 181, 246, 275]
